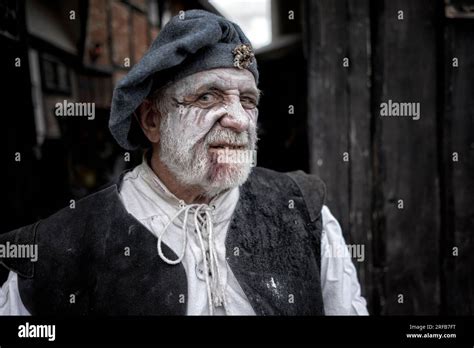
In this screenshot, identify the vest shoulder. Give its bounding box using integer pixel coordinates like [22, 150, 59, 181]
[0, 184, 122, 276]
[250, 167, 325, 193]
[2, 183, 119, 234]
[249, 167, 326, 221]
[49, 184, 120, 222]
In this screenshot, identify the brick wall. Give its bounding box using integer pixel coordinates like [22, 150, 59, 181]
[84, 0, 111, 67]
[85, 0, 160, 70]
[111, 1, 131, 67]
[132, 10, 148, 64]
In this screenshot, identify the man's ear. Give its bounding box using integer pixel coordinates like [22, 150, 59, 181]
[136, 99, 161, 144]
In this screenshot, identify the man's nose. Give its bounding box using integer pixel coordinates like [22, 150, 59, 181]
[218, 100, 250, 133]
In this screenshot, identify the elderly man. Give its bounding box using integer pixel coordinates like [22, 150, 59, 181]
[0, 10, 367, 315]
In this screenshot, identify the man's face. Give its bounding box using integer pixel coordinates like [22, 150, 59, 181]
[156, 68, 259, 197]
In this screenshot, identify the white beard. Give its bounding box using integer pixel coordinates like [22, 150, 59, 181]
[158, 113, 258, 198]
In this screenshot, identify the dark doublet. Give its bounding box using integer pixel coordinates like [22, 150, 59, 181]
[0, 167, 326, 315]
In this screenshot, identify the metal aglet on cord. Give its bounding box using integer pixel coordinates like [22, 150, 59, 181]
[157, 202, 226, 315]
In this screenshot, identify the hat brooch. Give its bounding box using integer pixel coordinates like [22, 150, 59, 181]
[232, 44, 254, 69]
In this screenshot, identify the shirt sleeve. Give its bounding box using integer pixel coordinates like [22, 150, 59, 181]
[0, 271, 31, 315]
[320, 205, 369, 315]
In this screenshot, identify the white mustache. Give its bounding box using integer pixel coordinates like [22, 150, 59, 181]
[203, 129, 251, 148]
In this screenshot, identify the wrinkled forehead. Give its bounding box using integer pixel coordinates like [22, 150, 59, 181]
[166, 68, 258, 96]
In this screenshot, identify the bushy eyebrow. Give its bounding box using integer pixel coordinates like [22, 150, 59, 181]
[191, 82, 260, 100]
[242, 88, 262, 104]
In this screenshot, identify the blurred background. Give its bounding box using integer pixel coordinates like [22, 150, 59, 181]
[1, 0, 473, 315]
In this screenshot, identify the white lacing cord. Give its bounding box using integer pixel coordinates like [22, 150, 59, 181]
[193, 205, 226, 313]
[157, 203, 194, 265]
[157, 202, 226, 315]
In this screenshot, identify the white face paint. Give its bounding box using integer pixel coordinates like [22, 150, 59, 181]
[156, 68, 259, 197]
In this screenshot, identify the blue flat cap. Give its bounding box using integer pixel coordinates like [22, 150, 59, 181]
[109, 9, 259, 150]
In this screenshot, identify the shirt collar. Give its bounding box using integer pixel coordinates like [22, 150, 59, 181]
[136, 156, 239, 225]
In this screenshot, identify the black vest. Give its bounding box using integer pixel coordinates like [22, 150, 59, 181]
[0, 167, 326, 315]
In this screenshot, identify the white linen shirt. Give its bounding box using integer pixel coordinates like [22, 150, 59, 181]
[0, 162, 368, 315]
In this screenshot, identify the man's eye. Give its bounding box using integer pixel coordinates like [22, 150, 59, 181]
[198, 93, 215, 102]
[241, 97, 257, 108]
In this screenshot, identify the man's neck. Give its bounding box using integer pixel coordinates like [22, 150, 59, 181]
[148, 151, 212, 205]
